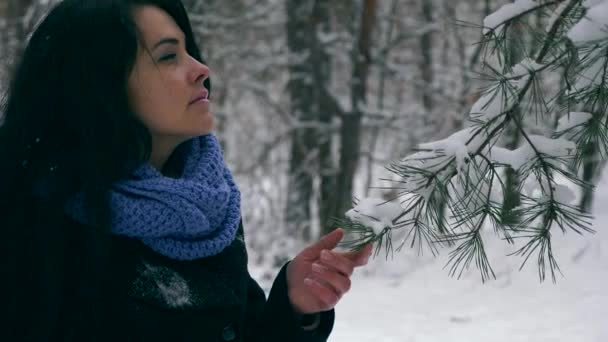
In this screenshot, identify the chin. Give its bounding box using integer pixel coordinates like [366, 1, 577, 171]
[192, 126, 214, 137]
[199, 122, 214, 135]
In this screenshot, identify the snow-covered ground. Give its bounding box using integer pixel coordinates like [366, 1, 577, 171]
[328, 174, 608, 342]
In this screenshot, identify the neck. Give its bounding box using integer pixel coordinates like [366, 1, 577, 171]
[150, 136, 193, 178]
[149, 144, 173, 171]
[149, 136, 184, 172]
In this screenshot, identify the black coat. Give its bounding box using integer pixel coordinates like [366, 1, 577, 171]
[24, 218, 335, 342]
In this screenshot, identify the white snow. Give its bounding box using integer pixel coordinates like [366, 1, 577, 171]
[511, 58, 544, 75]
[566, 0, 608, 95]
[425, 128, 488, 158]
[469, 58, 541, 121]
[490, 146, 528, 170]
[556, 112, 593, 132]
[528, 134, 576, 157]
[483, 0, 540, 35]
[554, 183, 576, 204]
[490, 136, 575, 171]
[418, 128, 479, 172]
[345, 198, 403, 235]
[567, 0, 608, 44]
[395, 128, 489, 198]
[470, 86, 514, 120]
[452, 143, 469, 172]
[516, 135, 572, 165]
[583, 0, 608, 7]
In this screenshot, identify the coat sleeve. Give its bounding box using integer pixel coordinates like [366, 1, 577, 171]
[243, 263, 335, 342]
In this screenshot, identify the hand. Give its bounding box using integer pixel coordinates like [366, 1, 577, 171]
[286, 228, 373, 315]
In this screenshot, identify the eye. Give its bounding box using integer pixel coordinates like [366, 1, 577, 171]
[158, 53, 177, 62]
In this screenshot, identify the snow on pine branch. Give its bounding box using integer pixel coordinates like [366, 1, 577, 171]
[418, 127, 484, 172]
[567, 0, 608, 44]
[566, 1, 608, 93]
[470, 58, 545, 121]
[505, 135, 575, 167]
[403, 127, 576, 180]
[546, 0, 577, 32]
[345, 199, 402, 235]
[483, 0, 546, 35]
[491, 136, 576, 170]
[556, 112, 593, 132]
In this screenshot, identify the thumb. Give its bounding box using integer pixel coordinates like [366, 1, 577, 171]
[302, 228, 344, 257]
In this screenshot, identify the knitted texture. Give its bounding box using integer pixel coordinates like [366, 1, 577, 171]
[65, 134, 241, 260]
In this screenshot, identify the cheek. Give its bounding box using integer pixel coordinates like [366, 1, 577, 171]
[129, 80, 177, 132]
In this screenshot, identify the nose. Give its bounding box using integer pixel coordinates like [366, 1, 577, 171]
[190, 56, 210, 85]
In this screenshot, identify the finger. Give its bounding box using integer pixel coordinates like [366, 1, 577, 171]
[338, 243, 373, 266]
[304, 278, 339, 309]
[319, 250, 355, 277]
[312, 262, 351, 295]
[301, 228, 345, 258]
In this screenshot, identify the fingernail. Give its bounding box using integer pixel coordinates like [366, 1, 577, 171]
[312, 263, 324, 274]
[321, 250, 332, 261]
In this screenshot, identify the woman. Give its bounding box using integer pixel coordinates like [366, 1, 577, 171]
[0, 0, 372, 341]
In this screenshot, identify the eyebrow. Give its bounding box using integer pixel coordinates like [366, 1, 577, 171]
[152, 37, 180, 51]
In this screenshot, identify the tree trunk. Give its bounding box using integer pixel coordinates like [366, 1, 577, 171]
[501, 124, 522, 224]
[579, 144, 603, 213]
[363, 0, 399, 196]
[419, 0, 451, 235]
[333, 0, 377, 222]
[285, 0, 317, 241]
[315, 0, 341, 236]
[501, 14, 524, 224]
[579, 94, 608, 212]
[419, 0, 434, 116]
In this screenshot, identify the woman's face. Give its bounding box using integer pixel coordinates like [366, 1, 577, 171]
[127, 6, 212, 154]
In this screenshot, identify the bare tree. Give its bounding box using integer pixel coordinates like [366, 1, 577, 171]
[333, 0, 378, 222]
[285, 0, 318, 241]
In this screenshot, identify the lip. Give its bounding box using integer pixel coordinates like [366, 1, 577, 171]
[189, 88, 209, 105]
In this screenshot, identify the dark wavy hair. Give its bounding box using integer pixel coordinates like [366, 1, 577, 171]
[0, 0, 209, 339]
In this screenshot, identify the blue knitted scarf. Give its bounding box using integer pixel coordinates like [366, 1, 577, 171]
[65, 134, 241, 260]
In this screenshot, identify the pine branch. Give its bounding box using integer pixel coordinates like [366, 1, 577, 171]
[339, 0, 606, 283]
[482, 1, 561, 37]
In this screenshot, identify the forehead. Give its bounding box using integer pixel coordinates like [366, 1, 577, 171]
[131, 5, 185, 46]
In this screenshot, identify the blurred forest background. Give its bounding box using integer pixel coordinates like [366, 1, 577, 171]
[1, 0, 600, 272]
